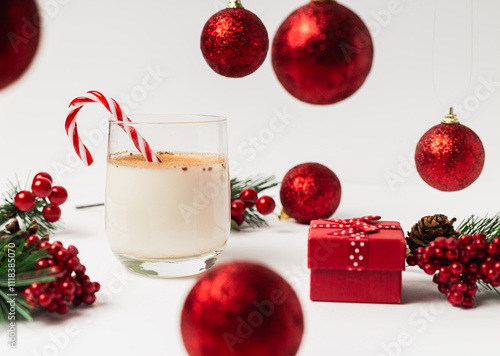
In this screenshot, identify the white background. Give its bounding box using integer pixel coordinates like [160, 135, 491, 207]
[2, 0, 500, 355]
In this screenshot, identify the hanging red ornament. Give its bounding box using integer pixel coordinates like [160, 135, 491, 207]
[415, 108, 485, 191]
[280, 163, 341, 224]
[181, 261, 304, 356]
[271, 0, 373, 105]
[200, 0, 269, 78]
[0, 0, 41, 90]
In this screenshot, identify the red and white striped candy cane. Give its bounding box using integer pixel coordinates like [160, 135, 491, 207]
[65, 90, 161, 166]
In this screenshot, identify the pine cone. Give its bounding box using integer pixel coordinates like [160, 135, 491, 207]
[407, 214, 459, 253]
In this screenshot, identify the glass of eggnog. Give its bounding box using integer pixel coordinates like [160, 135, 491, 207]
[105, 115, 230, 277]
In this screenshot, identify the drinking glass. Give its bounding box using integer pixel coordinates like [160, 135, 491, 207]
[105, 115, 230, 277]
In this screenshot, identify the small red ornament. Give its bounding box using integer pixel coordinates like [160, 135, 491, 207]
[181, 261, 304, 356]
[42, 205, 62, 223]
[280, 163, 341, 224]
[0, 0, 41, 90]
[14, 190, 36, 211]
[272, 0, 373, 105]
[415, 108, 485, 192]
[201, 0, 269, 78]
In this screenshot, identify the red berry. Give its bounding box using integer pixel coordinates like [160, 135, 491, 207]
[459, 250, 471, 264]
[68, 245, 79, 256]
[82, 282, 95, 294]
[446, 250, 460, 261]
[477, 250, 487, 261]
[34, 172, 53, 183]
[406, 254, 418, 266]
[66, 257, 80, 271]
[450, 262, 464, 276]
[462, 296, 475, 308]
[231, 200, 246, 217]
[474, 238, 488, 250]
[46, 302, 57, 313]
[93, 282, 101, 293]
[434, 248, 445, 259]
[38, 293, 52, 308]
[445, 237, 459, 250]
[487, 244, 498, 256]
[422, 252, 432, 264]
[486, 256, 496, 265]
[455, 282, 468, 294]
[47, 260, 56, 267]
[61, 281, 75, 296]
[438, 266, 451, 282]
[27, 234, 40, 247]
[438, 283, 448, 294]
[256, 196, 276, 215]
[43, 205, 61, 223]
[49, 243, 61, 256]
[415, 247, 425, 255]
[448, 291, 465, 306]
[494, 262, 500, 273]
[56, 249, 70, 263]
[467, 284, 477, 296]
[487, 268, 500, 281]
[29, 282, 44, 296]
[36, 259, 48, 269]
[39, 241, 51, 250]
[14, 191, 36, 211]
[434, 237, 447, 248]
[49, 186, 68, 206]
[473, 233, 486, 241]
[492, 237, 500, 246]
[465, 244, 477, 258]
[239, 188, 258, 207]
[31, 177, 52, 198]
[459, 234, 473, 246]
[81, 293, 96, 305]
[57, 303, 69, 315]
[72, 298, 82, 307]
[232, 214, 245, 226]
[423, 263, 436, 275]
[74, 283, 82, 296]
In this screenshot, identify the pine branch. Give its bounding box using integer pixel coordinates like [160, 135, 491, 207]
[457, 213, 500, 242]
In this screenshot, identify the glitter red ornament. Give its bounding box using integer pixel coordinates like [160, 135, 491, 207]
[200, 0, 269, 78]
[181, 261, 304, 356]
[272, 0, 373, 105]
[280, 163, 341, 224]
[0, 0, 41, 90]
[415, 108, 485, 192]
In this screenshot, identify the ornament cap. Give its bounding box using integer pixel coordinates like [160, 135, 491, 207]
[442, 107, 460, 124]
[227, 0, 244, 8]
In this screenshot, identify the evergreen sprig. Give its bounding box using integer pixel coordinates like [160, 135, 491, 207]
[0, 181, 57, 235]
[457, 213, 500, 242]
[231, 175, 279, 230]
[0, 222, 55, 323]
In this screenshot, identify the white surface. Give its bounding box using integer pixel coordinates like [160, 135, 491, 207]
[2, 0, 500, 355]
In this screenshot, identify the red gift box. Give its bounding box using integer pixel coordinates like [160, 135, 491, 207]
[308, 216, 406, 304]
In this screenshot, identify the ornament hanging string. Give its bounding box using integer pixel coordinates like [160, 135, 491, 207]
[431, 0, 474, 107]
[65, 91, 161, 166]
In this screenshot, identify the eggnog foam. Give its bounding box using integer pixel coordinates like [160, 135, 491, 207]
[108, 151, 226, 169]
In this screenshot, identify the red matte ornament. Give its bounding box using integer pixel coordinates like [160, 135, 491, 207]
[181, 261, 304, 356]
[200, 1, 269, 78]
[280, 162, 341, 224]
[308, 216, 406, 303]
[272, 0, 373, 105]
[415, 108, 485, 192]
[0, 0, 41, 90]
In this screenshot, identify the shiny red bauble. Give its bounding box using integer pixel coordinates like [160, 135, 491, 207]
[181, 261, 304, 356]
[415, 115, 485, 191]
[280, 163, 341, 224]
[0, 0, 41, 90]
[201, 5, 269, 78]
[272, 0, 373, 105]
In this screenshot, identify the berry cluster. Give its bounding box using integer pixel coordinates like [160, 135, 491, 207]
[14, 172, 68, 223]
[231, 188, 276, 227]
[407, 234, 500, 308]
[22, 239, 99, 314]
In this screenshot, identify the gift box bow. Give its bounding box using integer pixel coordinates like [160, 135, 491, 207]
[311, 216, 402, 271]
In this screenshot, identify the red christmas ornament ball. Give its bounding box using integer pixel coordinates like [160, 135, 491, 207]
[280, 163, 341, 224]
[201, 6, 269, 78]
[181, 261, 304, 356]
[272, 1, 373, 105]
[415, 113, 485, 192]
[0, 0, 41, 90]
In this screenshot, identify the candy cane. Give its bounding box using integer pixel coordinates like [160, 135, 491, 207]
[65, 90, 161, 166]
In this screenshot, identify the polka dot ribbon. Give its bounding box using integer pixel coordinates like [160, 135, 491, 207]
[312, 216, 402, 271]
